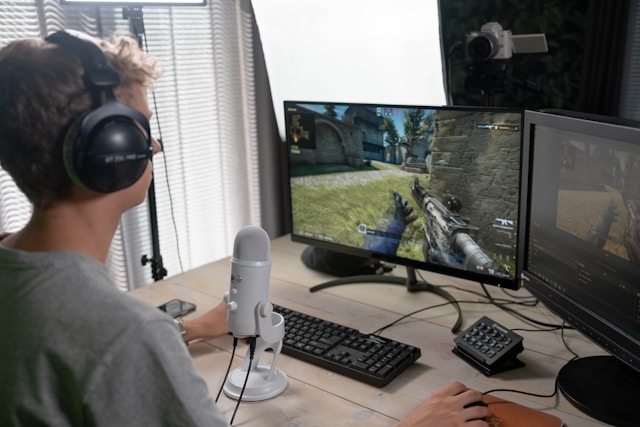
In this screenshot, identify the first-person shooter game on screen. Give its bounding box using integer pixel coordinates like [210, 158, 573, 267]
[285, 101, 523, 283]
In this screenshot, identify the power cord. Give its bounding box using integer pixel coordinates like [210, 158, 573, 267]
[477, 282, 569, 330]
[140, 32, 185, 275]
[369, 273, 570, 335]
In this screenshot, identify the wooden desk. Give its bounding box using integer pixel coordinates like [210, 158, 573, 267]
[129, 235, 608, 426]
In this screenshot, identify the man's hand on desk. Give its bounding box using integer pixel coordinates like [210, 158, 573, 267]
[182, 301, 230, 342]
[395, 382, 491, 427]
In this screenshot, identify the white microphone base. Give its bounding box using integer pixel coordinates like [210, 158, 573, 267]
[223, 364, 288, 401]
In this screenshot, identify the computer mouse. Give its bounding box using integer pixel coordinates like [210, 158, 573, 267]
[463, 401, 489, 422]
[464, 400, 488, 408]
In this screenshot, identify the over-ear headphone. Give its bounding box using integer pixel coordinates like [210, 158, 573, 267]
[45, 30, 153, 193]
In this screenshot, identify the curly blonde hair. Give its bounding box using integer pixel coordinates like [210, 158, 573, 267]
[0, 33, 160, 209]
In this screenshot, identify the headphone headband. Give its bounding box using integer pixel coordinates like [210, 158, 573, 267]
[46, 31, 121, 96]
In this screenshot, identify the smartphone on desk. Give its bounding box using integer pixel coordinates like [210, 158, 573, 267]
[157, 299, 197, 318]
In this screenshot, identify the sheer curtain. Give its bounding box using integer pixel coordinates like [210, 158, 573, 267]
[0, 0, 262, 290]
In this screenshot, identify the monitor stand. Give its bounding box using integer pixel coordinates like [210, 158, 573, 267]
[309, 266, 463, 333]
[557, 355, 640, 427]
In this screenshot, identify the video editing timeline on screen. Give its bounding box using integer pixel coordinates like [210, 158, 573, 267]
[525, 119, 640, 331]
[286, 101, 523, 287]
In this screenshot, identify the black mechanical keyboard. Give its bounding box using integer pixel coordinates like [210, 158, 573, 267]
[272, 304, 421, 387]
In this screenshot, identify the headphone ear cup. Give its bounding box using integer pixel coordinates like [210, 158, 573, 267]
[67, 102, 152, 193]
[62, 115, 86, 189]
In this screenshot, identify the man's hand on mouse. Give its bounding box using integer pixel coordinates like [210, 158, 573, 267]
[395, 381, 491, 427]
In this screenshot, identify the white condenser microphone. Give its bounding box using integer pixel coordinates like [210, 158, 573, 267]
[221, 225, 287, 403]
[225, 225, 272, 338]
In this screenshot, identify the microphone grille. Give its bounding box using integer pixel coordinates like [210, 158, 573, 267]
[232, 225, 270, 261]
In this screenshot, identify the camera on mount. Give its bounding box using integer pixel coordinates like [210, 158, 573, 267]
[466, 22, 513, 61]
[465, 22, 548, 62]
[463, 22, 548, 105]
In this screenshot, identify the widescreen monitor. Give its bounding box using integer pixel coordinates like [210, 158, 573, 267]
[284, 101, 524, 290]
[518, 109, 640, 426]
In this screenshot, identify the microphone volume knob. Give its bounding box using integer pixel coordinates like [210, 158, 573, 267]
[260, 302, 273, 318]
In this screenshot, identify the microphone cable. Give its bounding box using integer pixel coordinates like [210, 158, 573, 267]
[215, 337, 239, 403]
[230, 336, 257, 425]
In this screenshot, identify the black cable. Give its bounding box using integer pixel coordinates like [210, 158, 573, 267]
[425, 277, 538, 309]
[560, 320, 580, 360]
[365, 278, 588, 408]
[369, 300, 462, 335]
[510, 326, 563, 333]
[440, 284, 538, 307]
[372, 300, 518, 335]
[140, 32, 185, 274]
[483, 378, 560, 399]
[370, 298, 522, 335]
[445, 41, 463, 105]
[215, 337, 238, 403]
[415, 270, 545, 320]
[367, 278, 582, 403]
[482, 321, 578, 400]
[230, 337, 256, 425]
[414, 270, 539, 307]
[157, 148, 184, 273]
[369, 274, 567, 335]
[500, 287, 536, 301]
[478, 282, 568, 330]
[126, 10, 166, 282]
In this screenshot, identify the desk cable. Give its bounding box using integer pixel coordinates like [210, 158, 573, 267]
[215, 336, 257, 426]
[353, 272, 581, 403]
[483, 321, 579, 400]
[369, 295, 558, 336]
[216, 337, 238, 403]
[370, 295, 579, 402]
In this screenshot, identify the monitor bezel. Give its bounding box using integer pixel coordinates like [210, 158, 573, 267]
[285, 100, 525, 290]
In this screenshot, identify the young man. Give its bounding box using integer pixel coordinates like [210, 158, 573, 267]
[0, 32, 491, 426]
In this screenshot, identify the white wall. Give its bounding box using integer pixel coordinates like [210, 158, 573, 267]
[251, 0, 446, 140]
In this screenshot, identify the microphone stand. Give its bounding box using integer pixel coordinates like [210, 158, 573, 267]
[124, 6, 168, 281]
[223, 301, 288, 402]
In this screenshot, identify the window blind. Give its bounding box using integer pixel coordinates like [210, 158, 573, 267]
[0, 0, 261, 290]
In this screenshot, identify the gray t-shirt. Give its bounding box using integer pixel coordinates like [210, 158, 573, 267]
[0, 246, 230, 426]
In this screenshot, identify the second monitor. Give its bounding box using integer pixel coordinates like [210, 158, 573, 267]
[284, 101, 524, 290]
